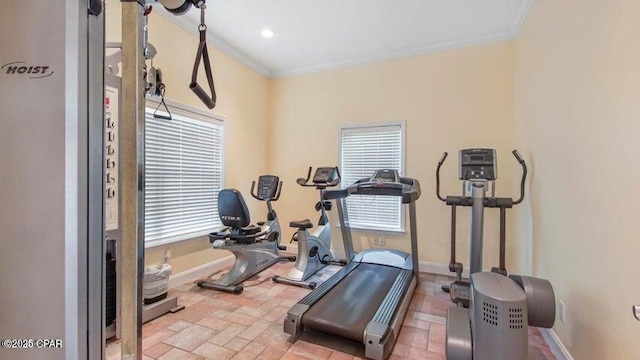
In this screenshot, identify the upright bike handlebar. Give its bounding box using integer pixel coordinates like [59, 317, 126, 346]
[296, 167, 341, 188]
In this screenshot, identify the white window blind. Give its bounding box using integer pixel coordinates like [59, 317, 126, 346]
[340, 123, 404, 232]
[144, 104, 223, 247]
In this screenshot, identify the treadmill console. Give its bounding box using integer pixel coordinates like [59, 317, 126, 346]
[369, 169, 400, 183]
[357, 169, 404, 191]
[458, 149, 497, 181]
[313, 167, 338, 184]
[256, 175, 280, 200]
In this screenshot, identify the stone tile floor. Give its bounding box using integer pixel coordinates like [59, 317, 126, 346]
[106, 258, 556, 359]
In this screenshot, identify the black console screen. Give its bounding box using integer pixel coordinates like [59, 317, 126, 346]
[371, 169, 399, 183]
[313, 167, 337, 184]
[257, 175, 279, 199]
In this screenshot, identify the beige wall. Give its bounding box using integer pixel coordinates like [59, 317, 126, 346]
[514, 0, 640, 358]
[268, 42, 522, 270]
[105, 0, 270, 274]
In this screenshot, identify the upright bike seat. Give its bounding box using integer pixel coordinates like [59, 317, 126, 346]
[290, 219, 313, 230]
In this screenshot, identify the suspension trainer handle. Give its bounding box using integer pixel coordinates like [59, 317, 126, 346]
[189, 4, 216, 109]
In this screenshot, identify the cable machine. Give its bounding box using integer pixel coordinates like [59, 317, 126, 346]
[0, 1, 222, 358]
[117, 1, 217, 358]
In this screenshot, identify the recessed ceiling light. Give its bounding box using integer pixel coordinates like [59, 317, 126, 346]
[261, 29, 274, 38]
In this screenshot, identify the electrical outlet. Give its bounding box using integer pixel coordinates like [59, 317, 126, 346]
[372, 238, 379, 247]
[378, 237, 386, 247]
[559, 301, 566, 322]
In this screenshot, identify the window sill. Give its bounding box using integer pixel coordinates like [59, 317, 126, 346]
[334, 223, 405, 236]
[145, 227, 222, 249]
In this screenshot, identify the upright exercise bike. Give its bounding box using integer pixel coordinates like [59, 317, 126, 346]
[436, 149, 556, 360]
[197, 175, 295, 294]
[272, 167, 346, 289]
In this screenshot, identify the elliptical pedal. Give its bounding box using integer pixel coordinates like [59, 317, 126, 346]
[449, 281, 471, 308]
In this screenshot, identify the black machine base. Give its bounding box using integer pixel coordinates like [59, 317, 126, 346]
[197, 281, 244, 294]
[272, 276, 317, 289]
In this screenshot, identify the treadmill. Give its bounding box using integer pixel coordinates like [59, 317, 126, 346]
[284, 169, 421, 360]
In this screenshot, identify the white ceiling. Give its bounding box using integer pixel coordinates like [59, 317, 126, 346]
[156, 0, 533, 78]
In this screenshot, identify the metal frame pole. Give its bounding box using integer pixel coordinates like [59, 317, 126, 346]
[120, 2, 146, 359]
[409, 201, 419, 282]
[336, 198, 354, 262]
[87, 1, 106, 358]
[469, 182, 486, 275]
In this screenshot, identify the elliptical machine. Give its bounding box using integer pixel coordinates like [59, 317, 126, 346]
[197, 175, 295, 294]
[436, 149, 526, 305]
[436, 149, 556, 360]
[272, 167, 346, 289]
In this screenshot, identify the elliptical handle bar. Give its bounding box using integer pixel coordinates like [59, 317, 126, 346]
[512, 150, 524, 164]
[297, 167, 341, 188]
[512, 150, 527, 205]
[438, 152, 449, 166]
[436, 152, 448, 202]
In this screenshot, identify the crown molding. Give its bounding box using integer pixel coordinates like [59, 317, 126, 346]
[154, 1, 533, 79]
[272, 0, 534, 78]
[271, 30, 516, 78]
[511, 0, 534, 36]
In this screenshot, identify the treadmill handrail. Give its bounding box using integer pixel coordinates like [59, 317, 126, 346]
[324, 177, 421, 204]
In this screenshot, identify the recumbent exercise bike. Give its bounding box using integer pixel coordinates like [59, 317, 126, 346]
[197, 175, 295, 294]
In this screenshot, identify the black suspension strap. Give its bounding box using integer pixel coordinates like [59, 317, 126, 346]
[190, 3, 217, 109]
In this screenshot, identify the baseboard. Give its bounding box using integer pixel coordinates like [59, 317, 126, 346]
[168, 255, 234, 289]
[419, 261, 470, 278]
[540, 328, 573, 360]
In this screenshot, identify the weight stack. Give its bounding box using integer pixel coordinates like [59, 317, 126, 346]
[105, 252, 117, 326]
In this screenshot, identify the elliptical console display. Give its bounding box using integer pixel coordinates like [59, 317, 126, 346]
[458, 149, 497, 181]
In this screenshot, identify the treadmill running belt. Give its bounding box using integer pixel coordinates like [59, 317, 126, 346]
[300, 263, 401, 342]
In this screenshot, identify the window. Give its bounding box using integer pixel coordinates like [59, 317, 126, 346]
[340, 122, 405, 232]
[144, 100, 224, 247]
